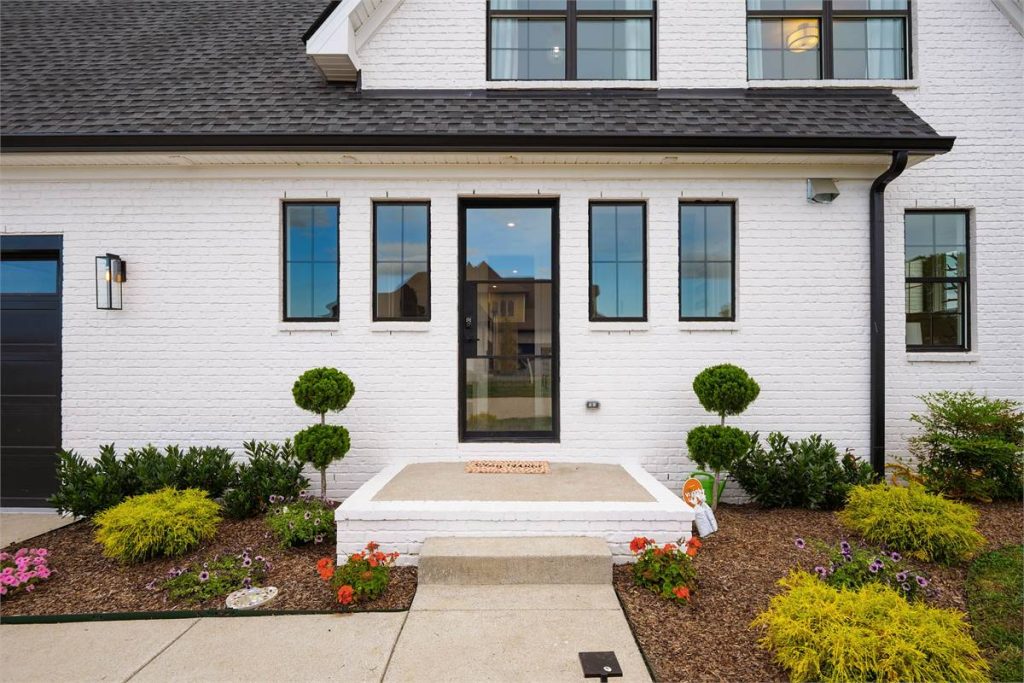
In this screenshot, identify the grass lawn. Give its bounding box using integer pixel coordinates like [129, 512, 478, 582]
[967, 544, 1024, 683]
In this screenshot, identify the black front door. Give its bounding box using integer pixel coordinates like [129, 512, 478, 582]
[1, 235, 62, 506]
[459, 200, 558, 442]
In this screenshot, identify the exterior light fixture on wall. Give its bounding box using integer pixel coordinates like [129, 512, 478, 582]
[807, 178, 840, 204]
[96, 253, 126, 310]
[785, 20, 820, 52]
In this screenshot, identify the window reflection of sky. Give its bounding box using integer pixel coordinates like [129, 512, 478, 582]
[466, 207, 552, 280]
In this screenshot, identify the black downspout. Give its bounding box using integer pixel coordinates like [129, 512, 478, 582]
[869, 150, 909, 479]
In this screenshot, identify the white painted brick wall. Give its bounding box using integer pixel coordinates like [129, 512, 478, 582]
[1, 0, 1021, 504]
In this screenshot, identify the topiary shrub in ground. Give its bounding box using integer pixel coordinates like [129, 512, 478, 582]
[316, 542, 399, 606]
[292, 367, 355, 500]
[730, 432, 875, 510]
[910, 391, 1024, 502]
[629, 536, 700, 603]
[687, 364, 760, 508]
[93, 488, 221, 564]
[222, 440, 308, 519]
[161, 548, 271, 603]
[966, 545, 1024, 683]
[294, 424, 350, 501]
[753, 571, 988, 683]
[838, 483, 986, 564]
[266, 493, 335, 547]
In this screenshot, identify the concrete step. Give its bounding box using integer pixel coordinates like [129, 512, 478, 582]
[417, 536, 612, 585]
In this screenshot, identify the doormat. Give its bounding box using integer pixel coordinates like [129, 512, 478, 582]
[465, 460, 550, 474]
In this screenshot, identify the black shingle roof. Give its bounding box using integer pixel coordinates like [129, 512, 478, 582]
[0, 0, 954, 154]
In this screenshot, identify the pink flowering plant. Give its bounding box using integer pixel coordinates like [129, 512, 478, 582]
[0, 547, 53, 598]
[796, 536, 933, 601]
[159, 547, 271, 603]
[266, 492, 335, 548]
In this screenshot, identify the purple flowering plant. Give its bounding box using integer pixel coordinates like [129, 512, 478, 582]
[797, 537, 933, 601]
[0, 548, 53, 598]
[266, 492, 336, 548]
[160, 548, 270, 603]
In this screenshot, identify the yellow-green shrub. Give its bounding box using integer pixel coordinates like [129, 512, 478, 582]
[753, 571, 988, 683]
[93, 488, 220, 563]
[838, 483, 985, 564]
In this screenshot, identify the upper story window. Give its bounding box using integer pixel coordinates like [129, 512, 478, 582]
[746, 1, 910, 81]
[488, 1, 656, 81]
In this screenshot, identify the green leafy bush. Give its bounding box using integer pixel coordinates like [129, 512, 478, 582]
[692, 364, 760, 420]
[161, 549, 270, 603]
[730, 432, 875, 510]
[967, 545, 1024, 682]
[266, 494, 335, 547]
[294, 424, 350, 501]
[629, 536, 700, 603]
[753, 571, 988, 683]
[686, 364, 760, 508]
[222, 440, 308, 519]
[123, 445, 235, 497]
[317, 542, 399, 606]
[292, 367, 355, 418]
[910, 391, 1024, 502]
[93, 488, 221, 564]
[838, 483, 986, 564]
[799, 537, 932, 601]
[51, 445, 136, 518]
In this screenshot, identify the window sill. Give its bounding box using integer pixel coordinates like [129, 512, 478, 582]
[278, 322, 339, 333]
[748, 79, 919, 90]
[370, 321, 431, 333]
[679, 321, 740, 332]
[487, 80, 659, 90]
[906, 352, 980, 363]
[589, 321, 650, 333]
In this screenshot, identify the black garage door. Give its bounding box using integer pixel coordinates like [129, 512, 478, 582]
[1, 235, 62, 507]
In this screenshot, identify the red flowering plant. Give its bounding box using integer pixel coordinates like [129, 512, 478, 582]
[316, 541, 399, 607]
[630, 536, 699, 604]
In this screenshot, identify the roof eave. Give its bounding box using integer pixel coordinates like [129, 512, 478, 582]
[0, 133, 957, 155]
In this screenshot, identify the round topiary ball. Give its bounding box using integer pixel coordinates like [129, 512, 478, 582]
[686, 425, 752, 472]
[292, 367, 355, 417]
[294, 424, 351, 472]
[692, 364, 760, 419]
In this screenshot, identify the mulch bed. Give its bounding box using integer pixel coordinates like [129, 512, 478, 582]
[614, 501, 1024, 683]
[0, 516, 416, 617]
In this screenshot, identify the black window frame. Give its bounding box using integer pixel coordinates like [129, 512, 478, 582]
[745, 0, 912, 81]
[678, 201, 737, 323]
[372, 200, 432, 322]
[904, 209, 970, 353]
[282, 200, 340, 323]
[486, 1, 657, 82]
[588, 200, 647, 322]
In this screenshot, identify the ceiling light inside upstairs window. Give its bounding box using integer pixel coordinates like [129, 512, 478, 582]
[785, 21, 819, 53]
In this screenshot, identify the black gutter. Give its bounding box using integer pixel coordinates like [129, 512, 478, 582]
[302, 0, 340, 43]
[869, 150, 909, 478]
[0, 133, 956, 155]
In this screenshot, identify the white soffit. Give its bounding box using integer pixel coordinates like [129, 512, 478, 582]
[306, 0, 404, 82]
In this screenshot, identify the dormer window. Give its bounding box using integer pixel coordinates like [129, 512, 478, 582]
[487, 1, 656, 81]
[746, 0, 911, 80]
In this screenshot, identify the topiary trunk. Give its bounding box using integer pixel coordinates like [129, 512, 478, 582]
[320, 468, 327, 501]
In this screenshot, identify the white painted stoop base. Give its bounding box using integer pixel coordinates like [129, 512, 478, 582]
[335, 461, 694, 565]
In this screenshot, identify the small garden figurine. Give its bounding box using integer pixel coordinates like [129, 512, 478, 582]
[686, 364, 760, 509]
[683, 477, 718, 537]
[292, 367, 355, 501]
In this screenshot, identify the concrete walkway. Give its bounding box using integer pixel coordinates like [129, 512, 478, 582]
[0, 588, 650, 682]
[1, 510, 74, 547]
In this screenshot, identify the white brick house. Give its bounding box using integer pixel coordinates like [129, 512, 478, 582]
[1, 0, 1021, 511]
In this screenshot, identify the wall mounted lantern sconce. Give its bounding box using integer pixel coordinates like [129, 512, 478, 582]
[96, 253, 126, 310]
[807, 178, 840, 204]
